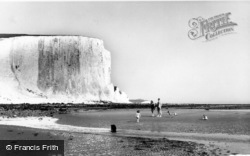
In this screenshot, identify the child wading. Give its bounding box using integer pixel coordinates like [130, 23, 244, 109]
[150, 100, 155, 116]
[136, 110, 141, 122]
[156, 98, 162, 117]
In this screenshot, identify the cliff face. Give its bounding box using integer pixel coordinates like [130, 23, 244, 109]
[0, 36, 129, 103]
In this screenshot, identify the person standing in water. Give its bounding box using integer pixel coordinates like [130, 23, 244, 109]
[150, 100, 155, 116]
[157, 98, 162, 117]
[136, 110, 141, 122]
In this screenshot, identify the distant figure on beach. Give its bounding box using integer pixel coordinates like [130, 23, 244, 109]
[156, 98, 162, 117]
[136, 110, 141, 122]
[202, 114, 208, 120]
[150, 100, 155, 116]
[167, 110, 177, 116]
[167, 110, 171, 116]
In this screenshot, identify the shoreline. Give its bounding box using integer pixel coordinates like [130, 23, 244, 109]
[0, 116, 250, 155]
[1, 116, 250, 141]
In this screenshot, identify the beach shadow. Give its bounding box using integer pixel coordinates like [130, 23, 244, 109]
[199, 119, 208, 121]
[142, 115, 157, 118]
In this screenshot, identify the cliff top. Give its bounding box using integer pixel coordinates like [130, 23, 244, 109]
[0, 34, 83, 38]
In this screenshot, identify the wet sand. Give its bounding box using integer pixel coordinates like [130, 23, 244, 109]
[55, 108, 250, 155]
[0, 108, 250, 155]
[55, 108, 250, 135]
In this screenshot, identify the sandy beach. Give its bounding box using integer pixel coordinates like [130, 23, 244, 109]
[0, 108, 250, 155]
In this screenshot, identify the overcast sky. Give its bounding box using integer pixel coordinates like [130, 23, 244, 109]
[0, 1, 249, 104]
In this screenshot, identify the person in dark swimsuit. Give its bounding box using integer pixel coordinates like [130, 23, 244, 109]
[150, 100, 155, 116]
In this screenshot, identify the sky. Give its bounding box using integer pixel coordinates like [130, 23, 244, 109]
[0, 1, 249, 104]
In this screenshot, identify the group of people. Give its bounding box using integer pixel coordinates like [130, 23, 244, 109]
[135, 98, 208, 123]
[136, 98, 163, 123]
[135, 98, 188, 123]
[150, 98, 162, 117]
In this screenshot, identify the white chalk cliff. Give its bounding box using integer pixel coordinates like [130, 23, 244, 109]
[0, 35, 129, 103]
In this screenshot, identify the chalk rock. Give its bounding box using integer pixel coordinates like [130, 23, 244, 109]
[0, 35, 129, 103]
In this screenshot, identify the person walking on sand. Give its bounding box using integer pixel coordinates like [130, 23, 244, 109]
[136, 110, 141, 122]
[156, 98, 162, 117]
[150, 100, 155, 117]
